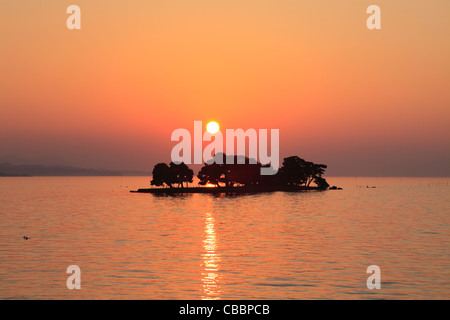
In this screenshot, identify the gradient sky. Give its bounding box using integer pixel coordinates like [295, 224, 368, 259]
[1, 0, 449, 176]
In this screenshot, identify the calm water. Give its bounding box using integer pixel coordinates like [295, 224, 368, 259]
[0, 177, 448, 299]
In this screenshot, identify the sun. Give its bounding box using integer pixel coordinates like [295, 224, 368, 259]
[206, 121, 220, 134]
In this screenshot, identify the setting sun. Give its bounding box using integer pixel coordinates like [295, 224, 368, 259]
[206, 121, 220, 134]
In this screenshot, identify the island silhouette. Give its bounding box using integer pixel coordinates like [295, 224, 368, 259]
[131, 153, 332, 194]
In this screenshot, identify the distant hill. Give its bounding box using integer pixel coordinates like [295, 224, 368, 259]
[0, 163, 150, 176]
[0, 172, 31, 177]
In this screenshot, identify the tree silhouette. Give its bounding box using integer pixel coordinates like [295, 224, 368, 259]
[197, 162, 225, 187]
[151, 154, 329, 190]
[151, 163, 175, 188]
[314, 176, 330, 190]
[278, 156, 309, 186]
[305, 163, 327, 187]
[277, 156, 329, 188]
[198, 153, 264, 187]
[151, 162, 194, 188]
[170, 162, 194, 188]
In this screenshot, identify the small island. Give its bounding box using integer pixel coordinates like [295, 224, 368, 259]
[131, 154, 332, 195]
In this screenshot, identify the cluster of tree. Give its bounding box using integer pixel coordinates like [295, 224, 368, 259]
[197, 154, 269, 187]
[151, 162, 194, 188]
[277, 156, 329, 189]
[197, 154, 329, 189]
[151, 154, 329, 189]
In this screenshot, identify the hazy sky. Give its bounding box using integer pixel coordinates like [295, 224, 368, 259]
[1, 1, 449, 176]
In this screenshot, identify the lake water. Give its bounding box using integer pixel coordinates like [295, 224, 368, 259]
[0, 177, 448, 299]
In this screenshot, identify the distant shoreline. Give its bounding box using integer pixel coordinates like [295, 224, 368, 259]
[0, 163, 150, 177]
[0, 173, 31, 177]
[131, 185, 324, 194]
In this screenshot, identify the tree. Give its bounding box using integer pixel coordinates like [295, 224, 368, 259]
[277, 156, 328, 187]
[197, 162, 225, 187]
[277, 156, 309, 186]
[197, 153, 263, 187]
[314, 176, 330, 190]
[305, 163, 327, 187]
[151, 162, 194, 188]
[170, 162, 194, 188]
[151, 163, 175, 188]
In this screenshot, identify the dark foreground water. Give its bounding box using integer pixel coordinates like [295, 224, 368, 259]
[0, 177, 448, 299]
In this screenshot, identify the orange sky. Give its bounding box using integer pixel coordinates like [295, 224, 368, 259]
[0, 1, 449, 175]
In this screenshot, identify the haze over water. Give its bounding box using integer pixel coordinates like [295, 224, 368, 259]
[0, 176, 448, 299]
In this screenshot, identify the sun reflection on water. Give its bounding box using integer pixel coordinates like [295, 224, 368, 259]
[201, 211, 221, 300]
